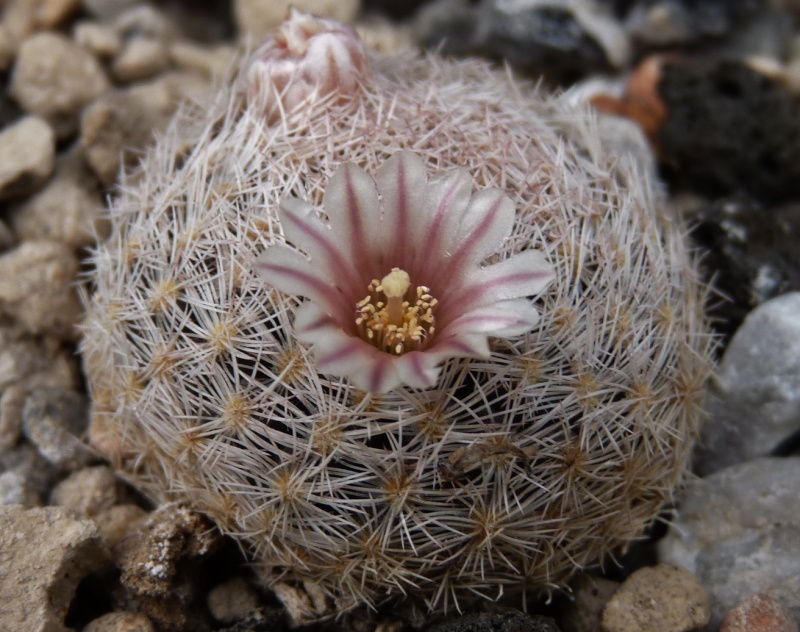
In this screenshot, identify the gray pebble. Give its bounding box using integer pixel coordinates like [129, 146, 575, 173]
[0, 443, 62, 505]
[659, 457, 800, 629]
[22, 387, 93, 470]
[695, 292, 800, 475]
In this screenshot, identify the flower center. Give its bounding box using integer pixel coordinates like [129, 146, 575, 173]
[355, 268, 438, 355]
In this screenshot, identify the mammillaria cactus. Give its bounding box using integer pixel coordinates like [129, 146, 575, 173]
[81, 10, 715, 619]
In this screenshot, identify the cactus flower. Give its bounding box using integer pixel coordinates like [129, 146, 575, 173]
[255, 151, 555, 393]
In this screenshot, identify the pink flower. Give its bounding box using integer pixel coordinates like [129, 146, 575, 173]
[255, 151, 555, 393]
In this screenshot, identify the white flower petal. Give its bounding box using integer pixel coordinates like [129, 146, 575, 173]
[392, 352, 440, 390]
[454, 188, 515, 264]
[278, 196, 362, 297]
[414, 167, 472, 274]
[435, 188, 515, 289]
[445, 300, 540, 337]
[254, 247, 346, 315]
[428, 332, 491, 359]
[440, 249, 555, 316]
[325, 162, 384, 272]
[375, 151, 429, 266]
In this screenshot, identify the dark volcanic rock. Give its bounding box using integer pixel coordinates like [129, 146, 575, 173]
[690, 195, 800, 338]
[623, 0, 763, 47]
[424, 611, 561, 632]
[658, 59, 800, 204]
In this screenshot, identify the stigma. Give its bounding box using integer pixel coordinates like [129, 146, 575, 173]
[355, 268, 437, 355]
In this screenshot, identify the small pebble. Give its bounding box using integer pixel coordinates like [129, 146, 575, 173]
[117, 505, 220, 630]
[0, 443, 61, 506]
[688, 197, 800, 339]
[10, 147, 110, 249]
[74, 20, 124, 58]
[0, 470, 39, 506]
[10, 31, 109, 139]
[0, 115, 55, 199]
[82, 611, 156, 632]
[22, 386, 92, 470]
[601, 564, 710, 632]
[112, 37, 170, 83]
[477, 0, 630, 79]
[169, 40, 235, 79]
[34, 0, 82, 29]
[0, 240, 83, 340]
[721, 593, 799, 632]
[50, 465, 122, 517]
[93, 503, 147, 552]
[208, 577, 261, 624]
[0, 325, 79, 392]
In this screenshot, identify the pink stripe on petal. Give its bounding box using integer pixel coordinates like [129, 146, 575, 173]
[326, 162, 383, 272]
[377, 151, 428, 265]
[254, 247, 347, 314]
[396, 352, 439, 389]
[446, 302, 540, 336]
[414, 168, 471, 274]
[436, 190, 514, 287]
[437, 250, 554, 322]
[280, 197, 361, 296]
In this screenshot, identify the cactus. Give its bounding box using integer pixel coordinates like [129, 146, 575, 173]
[81, 11, 715, 618]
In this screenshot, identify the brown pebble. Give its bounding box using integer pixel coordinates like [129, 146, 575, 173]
[82, 611, 155, 632]
[720, 593, 798, 632]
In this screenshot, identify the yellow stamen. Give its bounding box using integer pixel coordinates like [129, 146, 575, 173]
[355, 267, 438, 356]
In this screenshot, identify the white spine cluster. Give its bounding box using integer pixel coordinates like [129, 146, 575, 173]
[81, 34, 715, 618]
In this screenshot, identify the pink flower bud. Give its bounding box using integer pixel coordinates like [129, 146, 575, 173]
[246, 9, 369, 121]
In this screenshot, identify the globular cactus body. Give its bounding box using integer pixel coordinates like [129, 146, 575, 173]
[81, 12, 714, 617]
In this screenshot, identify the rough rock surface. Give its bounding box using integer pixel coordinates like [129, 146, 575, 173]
[117, 505, 220, 630]
[0, 505, 108, 632]
[0, 115, 55, 199]
[600, 564, 710, 632]
[0, 240, 83, 340]
[695, 292, 800, 474]
[10, 31, 109, 139]
[720, 593, 799, 632]
[658, 58, 800, 203]
[659, 457, 800, 628]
